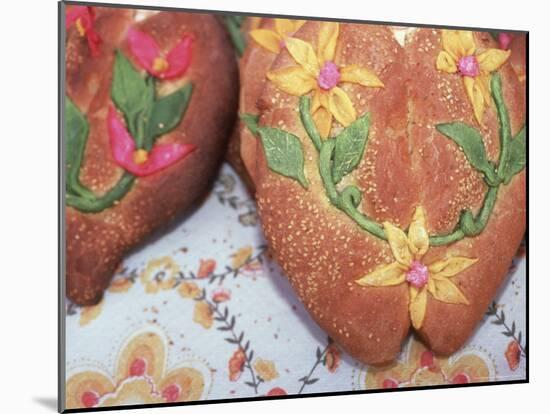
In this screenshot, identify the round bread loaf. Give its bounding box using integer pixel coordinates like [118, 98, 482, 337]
[241, 21, 526, 364]
[65, 8, 238, 305]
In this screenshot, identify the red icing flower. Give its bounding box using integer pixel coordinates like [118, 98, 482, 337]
[66, 6, 101, 57]
[127, 27, 193, 79]
[108, 106, 196, 177]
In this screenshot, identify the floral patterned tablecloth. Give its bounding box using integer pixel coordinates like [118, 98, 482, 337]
[64, 163, 526, 410]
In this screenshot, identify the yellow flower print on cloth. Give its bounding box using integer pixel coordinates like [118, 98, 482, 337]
[436, 30, 510, 124]
[266, 22, 384, 138]
[355, 206, 478, 329]
[65, 331, 207, 409]
[140, 257, 179, 294]
[250, 19, 306, 54]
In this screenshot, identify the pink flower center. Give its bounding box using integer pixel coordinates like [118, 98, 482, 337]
[162, 384, 181, 402]
[318, 61, 341, 90]
[382, 378, 399, 388]
[406, 261, 429, 288]
[451, 373, 470, 384]
[458, 55, 480, 77]
[129, 357, 147, 376]
[81, 391, 99, 408]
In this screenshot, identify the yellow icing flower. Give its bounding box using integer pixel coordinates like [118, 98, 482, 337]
[355, 206, 477, 329]
[267, 22, 384, 137]
[253, 358, 279, 382]
[436, 30, 510, 124]
[250, 19, 306, 54]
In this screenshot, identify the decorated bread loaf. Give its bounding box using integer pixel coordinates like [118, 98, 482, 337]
[240, 21, 526, 364]
[65, 6, 238, 305]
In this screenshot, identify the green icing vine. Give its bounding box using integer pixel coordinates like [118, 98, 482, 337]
[65, 50, 193, 213]
[248, 72, 526, 246]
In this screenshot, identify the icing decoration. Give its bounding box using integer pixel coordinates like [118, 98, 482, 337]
[65, 6, 101, 57]
[110, 50, 195, 168]
[65, 98, 95, 200]
[257, 127, 308, 189]
[223, 15, 247, 56]
[436, 29, 510, 124]
[65, 96, 136, 213]
[249, 72, 525, 246]
[458, 55, 480, 77]
[127, 27, 193, 80]
[318, 61, 341, 90]
[108, 106, 196, 177]
[355, 206, 477, 329]
[406, 261, 429, 289]
[498, 33, 514, 50]
[239, 113, 260, 136]
[250, 19, 306, 54]
[266, 22, 383, 138]
[66, 46, 195, 213]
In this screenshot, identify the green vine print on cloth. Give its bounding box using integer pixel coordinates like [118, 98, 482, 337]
[245, 73, 526, 246]
[65, 50, 193, 213]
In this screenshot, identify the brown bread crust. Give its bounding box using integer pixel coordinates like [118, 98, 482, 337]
[66, 10, 238, 305]
[243, 23, 525, 364]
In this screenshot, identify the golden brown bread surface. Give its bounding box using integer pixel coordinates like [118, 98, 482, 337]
[66, 9, 238, 305]
[242, 23, 526, 364]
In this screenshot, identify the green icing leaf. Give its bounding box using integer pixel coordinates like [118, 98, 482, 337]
[332, 113, 370, 183]
[239, 113, 260, 136]
[223, 15, 246, 56]
[436, 122, 499, 186]
[65, 97, 94, 199]
[257, 127, 308, 188]
[502, 126, 526, 183]
[147, 83, 193, 146]
[111, 50, 153, 145]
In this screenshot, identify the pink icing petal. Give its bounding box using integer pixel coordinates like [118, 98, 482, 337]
[498, 33, 514, 50]
[162, 35, 194, 79]
[108, 106, 196, 176]
[458, 55, 480, 77]
[127, 27, 161, 74]
[108, 106, 137, 171]
[65, 6, 89, 29]
[130, 143, 196, 176]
